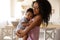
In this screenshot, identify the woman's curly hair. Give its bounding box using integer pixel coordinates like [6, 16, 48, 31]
[32, 0, 52, 26]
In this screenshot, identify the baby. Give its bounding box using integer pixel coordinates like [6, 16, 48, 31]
[15, 8, 34, 40]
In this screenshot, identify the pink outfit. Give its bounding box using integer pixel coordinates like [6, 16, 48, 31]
[27, 19, 40, 40]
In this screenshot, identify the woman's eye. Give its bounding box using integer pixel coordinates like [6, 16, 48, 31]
[33, 7, 39, 9]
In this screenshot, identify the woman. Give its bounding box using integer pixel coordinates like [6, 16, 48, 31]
[16, 0, 52, 40]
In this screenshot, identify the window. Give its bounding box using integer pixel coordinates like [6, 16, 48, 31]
[0, 0, 11, 22]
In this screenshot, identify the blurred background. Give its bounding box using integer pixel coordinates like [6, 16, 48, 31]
[0, 0, 60, 40]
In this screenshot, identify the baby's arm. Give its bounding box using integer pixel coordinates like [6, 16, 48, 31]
[22, 20, 33, 27]
[23, 34, 28, 40]
[29, 20, 33, 24]
[21, 22, 29, 27]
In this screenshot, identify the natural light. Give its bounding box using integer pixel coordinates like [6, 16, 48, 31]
[0, 0, 11, 22]
[0, 0, 23, 28]
[0, 0, 23, 23]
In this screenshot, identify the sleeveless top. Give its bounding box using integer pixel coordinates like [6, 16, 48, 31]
[27, 19, 40, 40]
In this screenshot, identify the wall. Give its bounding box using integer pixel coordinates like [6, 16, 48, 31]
[48, 0, 60, 24]
[11, 0, 60, 23]
[22, 0, 60, 24]
[0, 0, 11, 28]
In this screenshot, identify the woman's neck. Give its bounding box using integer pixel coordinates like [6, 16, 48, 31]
[34, 14, 40, 16]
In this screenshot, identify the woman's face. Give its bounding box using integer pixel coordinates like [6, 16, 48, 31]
[33, 2, 39, 15]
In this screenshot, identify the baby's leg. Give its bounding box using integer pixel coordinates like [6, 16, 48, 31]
[23, 35, 28, 40]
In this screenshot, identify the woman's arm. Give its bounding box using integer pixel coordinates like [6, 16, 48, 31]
[17, 15, 42, 37]
[24, 15, 42, 34]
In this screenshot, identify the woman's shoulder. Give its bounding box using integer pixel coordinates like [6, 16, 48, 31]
[32, 15, 42, 26]
[34, 15, 42, 20]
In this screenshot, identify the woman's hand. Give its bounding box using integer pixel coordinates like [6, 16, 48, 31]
[16, 31, 22, 38]
[17, 30, 26, 37]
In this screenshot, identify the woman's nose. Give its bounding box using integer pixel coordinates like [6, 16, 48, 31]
[33, 8, 37, 12]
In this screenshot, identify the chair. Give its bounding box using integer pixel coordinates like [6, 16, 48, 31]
[2, 27, 13, 40]
[45, 28, 56, 40]
[0, 28, 3, 40]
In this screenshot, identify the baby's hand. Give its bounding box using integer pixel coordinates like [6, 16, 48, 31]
[17, 30, 23, 34]
[29, 20, 33, 24]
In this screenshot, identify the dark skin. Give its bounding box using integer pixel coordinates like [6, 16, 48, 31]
[16, 11, 34, 40]
[16, 2, 42, 38]
[16, 15, 42, 38]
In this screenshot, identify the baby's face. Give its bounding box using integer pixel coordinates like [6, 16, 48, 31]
[26, 12, 33, 20]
